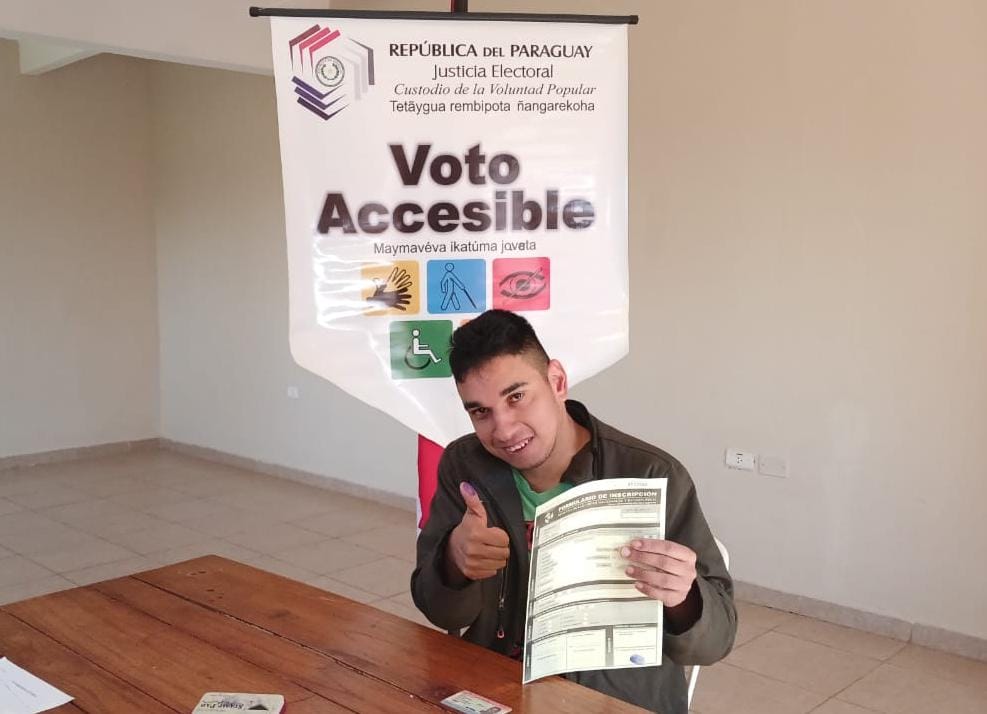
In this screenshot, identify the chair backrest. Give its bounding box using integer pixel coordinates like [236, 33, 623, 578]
[686, 536, 729, 707]
[714, 536, 729, 569]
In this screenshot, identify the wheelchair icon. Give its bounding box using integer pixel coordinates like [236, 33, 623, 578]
[404, 329, 442, 370]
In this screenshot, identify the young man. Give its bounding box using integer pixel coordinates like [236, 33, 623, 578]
[412, 310, 736, 714]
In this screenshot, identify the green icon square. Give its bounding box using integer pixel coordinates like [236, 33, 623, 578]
[389, 320, 453, 379]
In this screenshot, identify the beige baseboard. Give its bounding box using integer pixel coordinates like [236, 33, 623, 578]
[734, 581, 913, 641]
[734, 580, 987, 662]
[158, 438, 417, 514]
[0, 438, 160, 471]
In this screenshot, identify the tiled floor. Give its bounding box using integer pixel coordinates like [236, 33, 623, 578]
[2, 450, 986, 714]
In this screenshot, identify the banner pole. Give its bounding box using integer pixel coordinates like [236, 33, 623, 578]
[249, 7, 637, 24]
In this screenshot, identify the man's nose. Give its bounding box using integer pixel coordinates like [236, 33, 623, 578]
[491, 410, 520, 442]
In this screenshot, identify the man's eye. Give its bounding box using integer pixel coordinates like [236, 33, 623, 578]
[470, 408, 489, 419]
[508, 392, 524, 403]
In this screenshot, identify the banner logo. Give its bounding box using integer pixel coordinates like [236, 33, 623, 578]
[288, 24, 375, 120]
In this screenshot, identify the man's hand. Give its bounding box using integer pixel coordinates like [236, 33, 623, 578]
[445, 482, 510, 583]
[621, 539, 698, 608]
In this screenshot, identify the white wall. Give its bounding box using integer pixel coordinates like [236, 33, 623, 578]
[149, 62, 419, 498]
[0, 41, 159, 457]
[592, 0, 987, 642]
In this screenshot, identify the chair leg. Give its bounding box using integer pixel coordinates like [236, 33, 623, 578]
[687, 664, 700, 708]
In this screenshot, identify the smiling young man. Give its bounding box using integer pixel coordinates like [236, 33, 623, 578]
[412, 310, 736, 714]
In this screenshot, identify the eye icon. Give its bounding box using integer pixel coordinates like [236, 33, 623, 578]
[499, 267, 546, 299]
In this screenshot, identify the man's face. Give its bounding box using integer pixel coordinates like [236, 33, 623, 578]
[456, 353, 568, 471]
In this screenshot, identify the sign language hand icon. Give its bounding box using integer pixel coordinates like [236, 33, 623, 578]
[368, 266, 413, 311]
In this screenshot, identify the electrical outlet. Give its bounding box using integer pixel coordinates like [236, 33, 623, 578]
[286, 386, 300, 399]
[758, 454, 788, 478]
[725, 448, 756, 471]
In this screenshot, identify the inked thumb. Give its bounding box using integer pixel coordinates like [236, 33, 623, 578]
[460, 481, 488, 524]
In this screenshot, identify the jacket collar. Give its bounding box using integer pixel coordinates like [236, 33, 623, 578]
[561, 399, 601, 486]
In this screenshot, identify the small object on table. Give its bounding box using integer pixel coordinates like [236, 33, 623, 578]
[0, 657, 73, 714]
[441, 689, 513, 713]
[192, 692, 285, 713]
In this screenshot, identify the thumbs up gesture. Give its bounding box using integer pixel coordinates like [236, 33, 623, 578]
[446, 482, 511, 582]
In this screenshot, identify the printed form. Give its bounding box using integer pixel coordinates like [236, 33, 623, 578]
[523, 478, 666, 683]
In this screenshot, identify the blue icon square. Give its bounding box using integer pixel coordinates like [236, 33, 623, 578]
[426, 259, 486, 314]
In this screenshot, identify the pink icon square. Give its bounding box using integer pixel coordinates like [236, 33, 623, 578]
[492, 258, 550, 312]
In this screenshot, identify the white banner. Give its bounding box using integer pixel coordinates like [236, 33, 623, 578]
[270, 16, 629, 446]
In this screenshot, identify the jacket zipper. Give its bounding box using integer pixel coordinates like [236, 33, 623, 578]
[496, 568, 508, 640]
[474, 482, 511, 641]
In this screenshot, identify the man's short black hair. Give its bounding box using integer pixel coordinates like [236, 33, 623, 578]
[449, 309, 549, 383]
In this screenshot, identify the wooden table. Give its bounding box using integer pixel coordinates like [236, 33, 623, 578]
[0, 556, 647, 713]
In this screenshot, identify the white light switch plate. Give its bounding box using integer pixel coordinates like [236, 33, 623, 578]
[725, 448, 756, 471]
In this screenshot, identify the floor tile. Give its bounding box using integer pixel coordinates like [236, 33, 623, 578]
[149, 540, 258, 567]
[776, 614, 908, 661]
[142, 497, 223, 523]
[75, 511, 171, 539]
[167, 475, 242, 498]
[275, 539, 384, 575]
[36, 498, 124, 528]
[726, 631, 881, 697]
[69, 475, 156, 499]
[371, 595, 438, 629]
[241, 555, 321, 583]
[223, 523, 328, 555]
[108, 487, 192, 510]
[28, 537, 137, 572]
[99, 521, 205, 555]
[255, 492, 336, 521]
[735, 621, 771, 648]
[290, 490, 382, 515]
[887, 643, 987, 694]
[331, 557, 415, 598]
[737, 601, 799, 630]
[62, 556, 157, 586]
[304, 576, 379, 604]
[341, 524, 417, 562]
[0, 554, 56, 587]
[0, 512, 65, 537]
[689, 662, 826, 714]
[182, 504, 279, 537]
[0, 475, 65, 499]
[0, 574, 75, 606]
[386, 589, 415, 611]
[808, 699, 879, 714]
[0, 498, 25, 516]
[838, 663, 987, 714]
[295, 507, 411, 538]
[0, 522, 93, 555]
[5, 486, 93, 510]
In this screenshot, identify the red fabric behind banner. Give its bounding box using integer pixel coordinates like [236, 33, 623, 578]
[417, 434, 445, 528]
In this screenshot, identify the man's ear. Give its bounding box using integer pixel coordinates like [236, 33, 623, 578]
[546, 359, 568, 400]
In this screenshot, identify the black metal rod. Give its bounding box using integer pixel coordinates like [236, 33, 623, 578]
[249, 7, 638, 25]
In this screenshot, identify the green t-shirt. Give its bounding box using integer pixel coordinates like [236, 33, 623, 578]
[512, 469, 573, 522]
